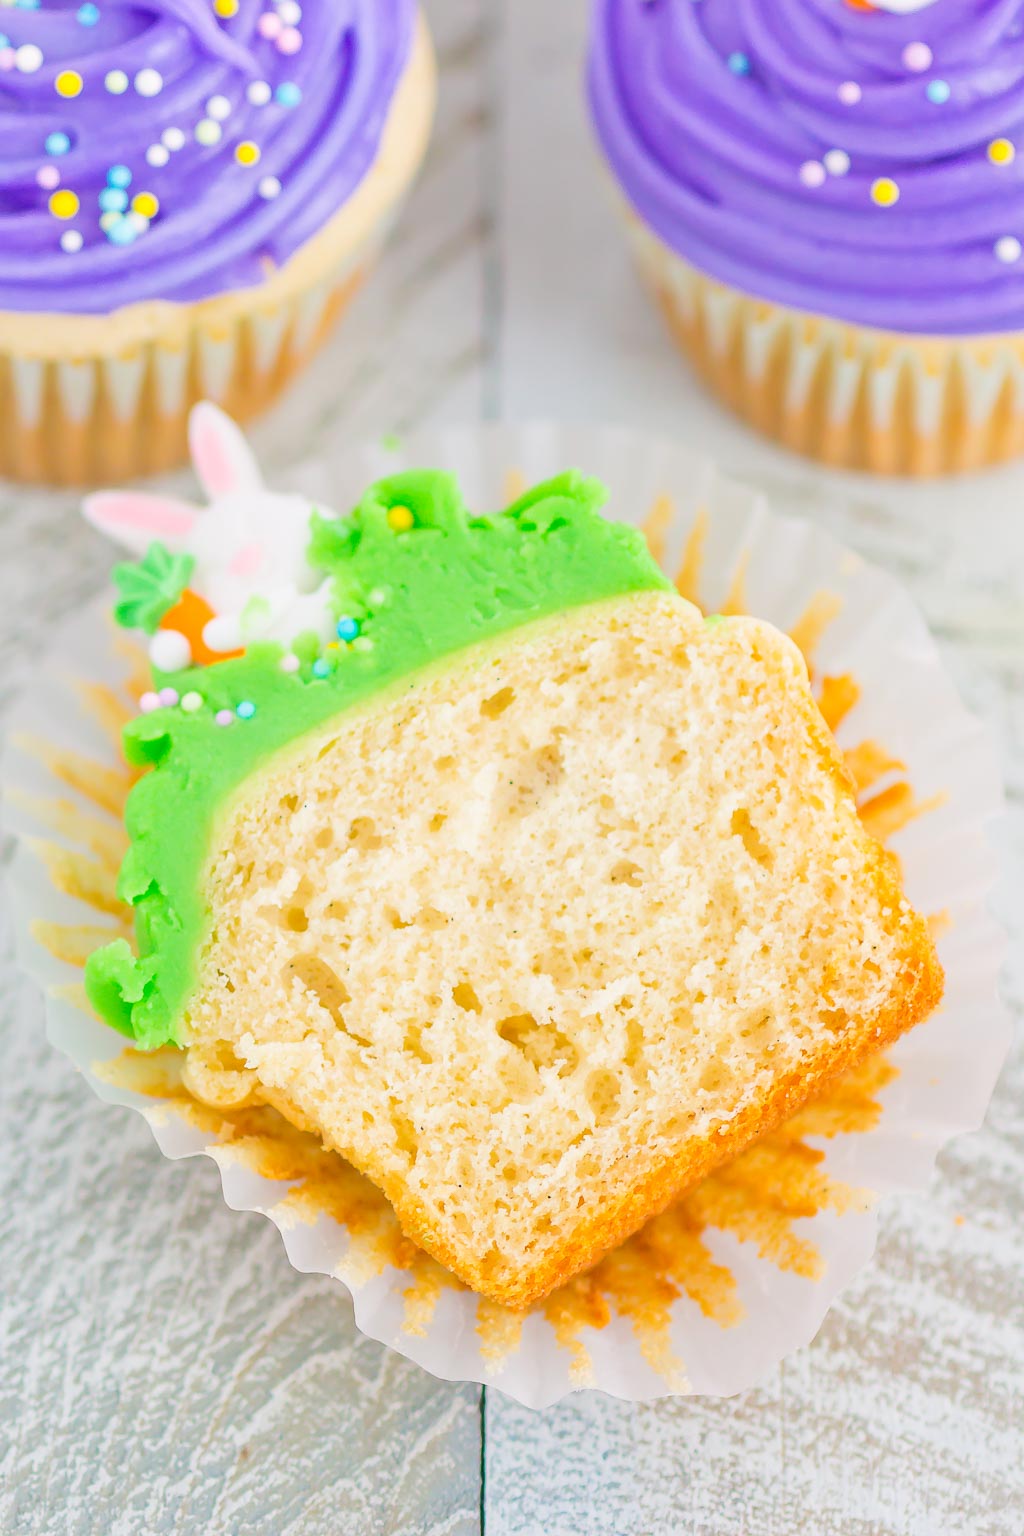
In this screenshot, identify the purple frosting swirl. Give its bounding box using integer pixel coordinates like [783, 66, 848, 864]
[0, 0, 415, 313]
[588, 0, 1024, 335]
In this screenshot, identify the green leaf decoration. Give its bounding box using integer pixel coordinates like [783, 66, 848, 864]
[112, 542, 195, 635]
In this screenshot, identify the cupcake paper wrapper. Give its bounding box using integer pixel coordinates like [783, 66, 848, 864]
[2, 423, 1010, 1409]
[622, 205, 1024, 477]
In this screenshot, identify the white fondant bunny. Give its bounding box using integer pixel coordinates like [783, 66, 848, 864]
[83, 402, 337, 669]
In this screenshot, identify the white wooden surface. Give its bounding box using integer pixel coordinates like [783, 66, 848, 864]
[1, 2, 1021, 1532]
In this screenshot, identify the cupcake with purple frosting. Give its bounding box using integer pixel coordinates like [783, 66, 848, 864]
[0, 1, 435, 485]
[588, 0, 1024, 475]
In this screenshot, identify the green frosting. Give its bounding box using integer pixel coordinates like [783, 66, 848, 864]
[85, 469, 670, 1049]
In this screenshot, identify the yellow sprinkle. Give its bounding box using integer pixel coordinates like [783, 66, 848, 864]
[988, 137, 1015, 166]
[55, 70, 83, 99]
[131, 192, 159, 218]
[234, 140, 261, 167]
[326, 641, 340, 650]
[213, 0, 239, 14]
[870, 176, 900, 208]
[387, 505, 414, 532]
[49, 189, 79, 220]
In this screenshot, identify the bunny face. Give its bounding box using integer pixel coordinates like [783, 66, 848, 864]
[83, 402, 339, 661]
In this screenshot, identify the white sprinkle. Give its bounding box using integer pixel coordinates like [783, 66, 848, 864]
[146, 143, 170, 168]
[206, 93, 231, 121]
[15, 43, 43, 73]
[60, 229, 83, 253]
[180, 690, 204, 713]
[162, 126, 186, 151]
[126, 211, 150, 233]
[279, 653, 301, 673]
[247, 79, 272, 106]
[258, 175, 282, 199]
[149, 629, 192, 673]
[105, 68, 128, 94]
[134, 67, 163, 97]
[799, 160, 826, 189]
[995, 235, 1022, 264]
[824, 148, 851, 177]
[277, 0, 301, 22]
[98, 210, 119, 232]
[195, 117, 222, 146]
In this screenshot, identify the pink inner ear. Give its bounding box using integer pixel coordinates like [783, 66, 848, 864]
[193, 421, 237, 500]
[91, 498, 195, 540]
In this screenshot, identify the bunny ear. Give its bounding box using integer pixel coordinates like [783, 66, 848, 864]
[82, 491, 199, 556]
[188, 401, 263, 501]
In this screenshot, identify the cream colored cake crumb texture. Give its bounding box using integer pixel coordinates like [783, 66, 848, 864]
[181, 590, 942, 1308]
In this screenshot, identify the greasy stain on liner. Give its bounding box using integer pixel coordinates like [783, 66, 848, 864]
[27, 491, 944, 1387]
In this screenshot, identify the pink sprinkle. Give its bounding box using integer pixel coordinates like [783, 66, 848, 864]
[257, 11, 282, 37]
[902, 41, 932, 73]
[36, 165, 60, 190]
[838, 80, 862, 105]
[215, 709, 234, 727]
[158, 686, 179, 707]
[277, 26, 302, 53]
[0, 48, 15, 71]
[799, 160, 826, 189]
[140, 691, 161, 713]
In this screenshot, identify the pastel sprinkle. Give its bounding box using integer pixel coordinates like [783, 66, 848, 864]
[106, 217, 137, 245]
[726, 51, 750, 76]
[838, 80, 862, 105]
[98, 186, 128, 212]
[146, 144, 170, 168]
[870, 176, 900, 208]
[236, 700, 256, 719]
[926, 79, 951, 105]
[215, 709, 234, 727]
[132, 191, 159, 218]
[824, 148, 850, 177]
[351, 636, 374, 654]
[258, 10, 282, 37]
[988, 138, 1016, 166]
[206, 93, 231, 121]
[387, 505, 415, 532]
[107, 164, 131, 188]
[235, 140, 261, 166]
[213, 0, 239, 15]
[77, 3, 100, 22]
[336, 616, 360, 642]
[36, 165, 60, 190]
[140, 691, 161, 713]
[311, 658, 331, 678]
[799, 160, 826, 189]
[98, 210, 120, 232]
[105, 69, 129, 94]
[55, 69, 83, 97]
[247, 79, 271, 105]
[15, 43, 43, 73]
[258, 175, 281, 199]
[275, 80, 301, 107]
[279, 653, 300, 673]
[180, 691, 203, 713]
[126, 211, 150, 234]
[277, 26, 302, 53]
[162, 126, 186, 151]
[0, 50, 13, 72]
[45, 131, 71, 156]
[195, 118, 222, 146]
[278, 0, 302, 22]
[902, 41, 932, 73]
[158, 686, 179, 708]
[49, 189, 79, 219]
[59, 228, 83, 252]
[135, 68, 163, 97]
[995, 235, 1022, 263]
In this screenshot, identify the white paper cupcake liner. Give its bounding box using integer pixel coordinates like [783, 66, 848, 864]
[2, 423, 1010, 1409]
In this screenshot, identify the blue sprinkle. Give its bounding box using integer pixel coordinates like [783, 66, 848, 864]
[336, 616, 359, 642]
[727, 51, 751, 76]
[107, 164, 132, 189]
[15, 0, 41, 10]
[926, 79, 951, 104]
[236, 700, 256, 720]
[45, 131, 71, 157]
[77, 2, 100, 23]
[98, 186, 128, 212]
[311, 658, 330, 679]
[275, 81, 302, 108]
[0, 36, 9, 49]
[106, 217, 137, 246]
